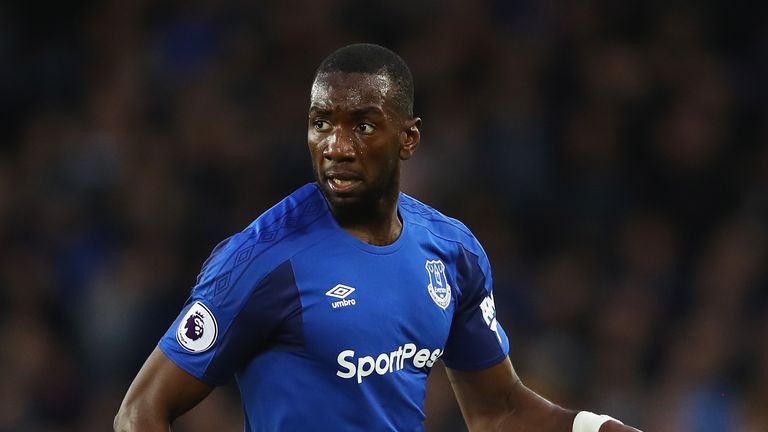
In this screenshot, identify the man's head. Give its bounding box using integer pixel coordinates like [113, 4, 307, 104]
[308, 44, 421, 217]
[313, 43, 414, 118]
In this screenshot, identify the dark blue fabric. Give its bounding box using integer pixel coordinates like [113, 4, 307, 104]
[204, 260, 303, 382]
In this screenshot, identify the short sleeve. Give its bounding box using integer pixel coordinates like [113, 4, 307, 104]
[441, 244, 510, 371]
[158, 234, 302, 385]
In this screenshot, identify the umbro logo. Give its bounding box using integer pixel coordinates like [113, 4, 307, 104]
[326, 284, 357, 309]
[326, 284, 355, 299]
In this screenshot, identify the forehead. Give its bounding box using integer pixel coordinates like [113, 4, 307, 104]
[310, 72, 394, 112]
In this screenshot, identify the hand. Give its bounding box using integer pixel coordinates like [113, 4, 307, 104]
[600, 420, 642, 432]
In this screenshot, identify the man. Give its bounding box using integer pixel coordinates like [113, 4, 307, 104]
[115, 44, 641, 432]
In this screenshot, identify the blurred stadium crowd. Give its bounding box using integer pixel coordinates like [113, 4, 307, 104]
[1, 1, 767, 431]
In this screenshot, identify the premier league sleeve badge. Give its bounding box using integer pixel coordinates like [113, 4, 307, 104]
[176, 301, 218, 353]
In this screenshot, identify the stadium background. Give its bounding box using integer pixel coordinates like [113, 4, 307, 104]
[1, 1, 767, 431]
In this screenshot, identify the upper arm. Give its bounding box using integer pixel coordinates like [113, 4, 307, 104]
[115, 347, 213, 431]
[446, 358, 521, 430]
[116, 234, 302, 429]
[156, 226, 303, 383]
[442, 243, 510, 371]
[446, 357, 522, 430]
[442, 239, 574, 430]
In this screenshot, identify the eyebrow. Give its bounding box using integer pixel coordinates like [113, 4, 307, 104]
[308, 105, 386, 118]
[308, 106, 332, 116]
[350, 106, 386, 117]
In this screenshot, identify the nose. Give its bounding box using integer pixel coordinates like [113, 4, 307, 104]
[323, 129, 356, 162]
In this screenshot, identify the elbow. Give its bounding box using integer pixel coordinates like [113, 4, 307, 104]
[114, 402, 161, 432]
[114, 402, 146, 432]
[113, 406, 133, 432]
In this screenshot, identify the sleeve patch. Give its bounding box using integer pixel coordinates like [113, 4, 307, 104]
[176, 301, 218, 353]
[479, 294, 502, 345]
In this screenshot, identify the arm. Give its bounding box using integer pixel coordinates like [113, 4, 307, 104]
[447, 357, 641, 432]
[114, 347, 214, 432]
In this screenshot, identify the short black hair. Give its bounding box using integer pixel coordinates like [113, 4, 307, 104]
[313, 43, 414, 117]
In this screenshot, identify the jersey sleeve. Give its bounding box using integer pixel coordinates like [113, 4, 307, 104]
[158, 232, 302, 385]
[441, 242, 510, 371]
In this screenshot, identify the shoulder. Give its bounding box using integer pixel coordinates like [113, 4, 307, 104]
[399, 193, 493, 296]
[399, 192, 485, 258]
[243, 182, 328, 243]
[194, 183, 331, 298]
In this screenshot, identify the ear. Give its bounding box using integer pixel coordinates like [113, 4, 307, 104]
[399, 117, 421, 160]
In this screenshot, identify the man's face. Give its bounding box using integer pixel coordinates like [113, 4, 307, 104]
[308, 72, 419, 211]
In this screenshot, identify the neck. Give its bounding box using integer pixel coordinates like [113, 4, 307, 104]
[330, 188, 402, 246]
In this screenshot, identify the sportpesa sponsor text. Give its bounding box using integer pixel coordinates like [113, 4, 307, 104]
[336, 342, 443, 383]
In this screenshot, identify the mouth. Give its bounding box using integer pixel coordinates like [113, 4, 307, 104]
[325, 174, 362, 194]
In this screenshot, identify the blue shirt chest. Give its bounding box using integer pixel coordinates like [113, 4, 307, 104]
[289, 236, 456, 377]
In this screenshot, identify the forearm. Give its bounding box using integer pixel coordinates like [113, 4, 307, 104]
[448, 360, 639, 432]
[498, 380, 576, 431]
[465, 379, 577, 432]
[468, 382, 634, 432]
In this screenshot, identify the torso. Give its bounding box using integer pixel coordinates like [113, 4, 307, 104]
[237, 198, 458, 432]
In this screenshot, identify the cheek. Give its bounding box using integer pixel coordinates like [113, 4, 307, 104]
[389, 140, 402, 164]
[307, 131, 316, 149]
[307, 138, 322, 158]
[370, 145, 400, 176]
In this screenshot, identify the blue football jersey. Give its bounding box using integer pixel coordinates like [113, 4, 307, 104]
[159, 183, 510, 431]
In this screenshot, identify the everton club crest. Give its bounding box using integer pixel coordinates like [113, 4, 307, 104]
[425, 259, 452, 309]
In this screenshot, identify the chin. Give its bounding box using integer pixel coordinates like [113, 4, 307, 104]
[321, 185, 386, 219]
[318, 182, 363, 206]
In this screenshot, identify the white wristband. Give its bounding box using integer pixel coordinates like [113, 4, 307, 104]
[572, 411, 623, 432]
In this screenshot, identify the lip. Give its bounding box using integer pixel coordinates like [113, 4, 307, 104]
[325, 171, 362, 194]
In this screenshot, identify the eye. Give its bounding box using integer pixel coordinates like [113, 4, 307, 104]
[357, 123, 375, 135]
[313, 120, 332, 132]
